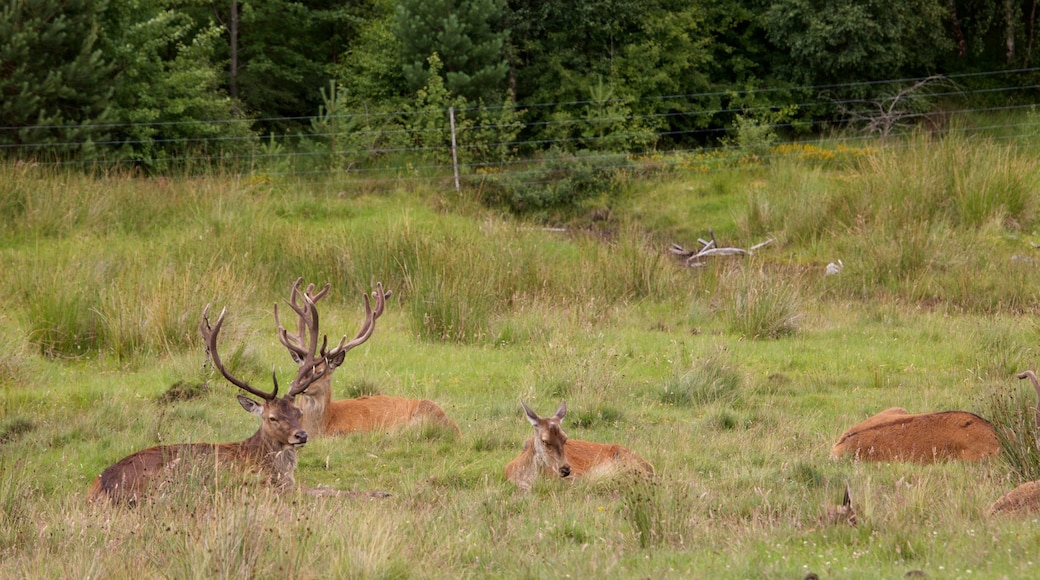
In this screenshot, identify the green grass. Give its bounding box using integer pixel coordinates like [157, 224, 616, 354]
[4, 129, 1040, 577]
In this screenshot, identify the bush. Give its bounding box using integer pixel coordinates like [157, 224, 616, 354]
[480, 149, 626, 218]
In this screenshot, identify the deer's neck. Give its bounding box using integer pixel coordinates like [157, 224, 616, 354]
[506, 437, 540, 490]
[236, 431, 298, 488]
[294, 374, 333, 435]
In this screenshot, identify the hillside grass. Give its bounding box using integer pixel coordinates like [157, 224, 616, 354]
[3, 129, 1040, 577]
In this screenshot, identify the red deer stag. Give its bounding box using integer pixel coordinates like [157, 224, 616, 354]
[830, 403, 1000, 463]
[276, 278, 460, 437]
[986, 370, 1040, 517]
[88, 300, 326, 505]
[504, 401, 654, 491]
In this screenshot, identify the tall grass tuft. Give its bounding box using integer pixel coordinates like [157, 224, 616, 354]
[618, 477, 696, 549]
[660, 347, 742, 407]
[26, 284, 105, 359]
[986, 376, 1040, 483]
[0, 459, 36, 551]
[720, 263, 800, 339]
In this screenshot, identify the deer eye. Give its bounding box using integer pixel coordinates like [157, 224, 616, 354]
[268, 416, 279, 423]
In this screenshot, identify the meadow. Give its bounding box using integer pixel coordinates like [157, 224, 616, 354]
[3, 129, 1040, 578]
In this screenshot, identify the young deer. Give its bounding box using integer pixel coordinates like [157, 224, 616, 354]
[88, 300, 327, 505]
[985, 370, 1040, 517]
[504, 401, 654, 491]
[276, 278, 460, 437]
[819, 482, 858, 527]
[830, 407, 999, 463]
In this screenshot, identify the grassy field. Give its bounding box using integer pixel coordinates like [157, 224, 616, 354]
[3, 129, 1040, 578]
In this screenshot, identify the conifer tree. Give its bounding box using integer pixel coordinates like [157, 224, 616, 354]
[396, 0, 509, 101]
[0, 0, 114, 157]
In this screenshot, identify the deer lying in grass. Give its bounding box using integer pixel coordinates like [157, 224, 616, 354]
[277, 278, 460, 437]
[504, 401, 654, 491]
[830, 405, 1000, 463]
[819, 482, 857, 527]
[88, 301, 327, 505]
[986, 370, 1040, 517]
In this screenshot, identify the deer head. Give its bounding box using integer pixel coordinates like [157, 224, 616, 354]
[276, 278, 390, 376]
[521, 401, 572, 479]
[200, 301, 327, 453]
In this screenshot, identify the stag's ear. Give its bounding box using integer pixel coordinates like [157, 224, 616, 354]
[327, 350, 347, 370]
[238, 395, 264, 417]
[521, 401, 541, 427]
[288, 350, 303, 364]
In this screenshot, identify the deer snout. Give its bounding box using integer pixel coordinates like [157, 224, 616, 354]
[291, 429, 308, 446]
[560, 465, 571, 478]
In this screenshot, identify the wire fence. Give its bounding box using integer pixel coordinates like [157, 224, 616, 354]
[3, 68, 1040, 189]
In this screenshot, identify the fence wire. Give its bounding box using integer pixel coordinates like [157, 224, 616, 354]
[3, 69, 1040, 188]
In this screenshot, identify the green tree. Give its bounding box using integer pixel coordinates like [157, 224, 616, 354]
[507, 0, 713, 149]
[0, 0, 114, 157]
[101, 0, 254, 169]
[230, 0, 356, 130]
[334, 0, 407, 106]
[763, 0, 952, 88]
[396, 0, 510, 101]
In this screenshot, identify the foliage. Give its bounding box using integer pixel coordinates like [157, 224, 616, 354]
[479, 148, 625, 218]
[228, 0, 359, 133]
[396, 0, 510, 101]
[509, 0, 715, 146]
[0, 0, 115, 157]
[333, 0, 407, 107]
[101, 1, 255, 170]
[986, 377, 1040, 483]
[763, 0, 951, 89]
[401, 53, 524, 168]
[721, 105, 797, 162]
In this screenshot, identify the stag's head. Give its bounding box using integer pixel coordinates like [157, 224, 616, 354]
[276, 278, 391, 388]
[201, 303, 328, 451]
[522, 401, 572, 479]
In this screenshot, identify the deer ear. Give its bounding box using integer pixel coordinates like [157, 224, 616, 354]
[553, 401, 567, 421]
[238, 395, 263, 417]
[288, 350, 303, 364]
[521, 401, 540, 426]
[328, 350, 347, 370]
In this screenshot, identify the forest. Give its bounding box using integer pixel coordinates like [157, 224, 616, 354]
[4, 0, 1040, 170]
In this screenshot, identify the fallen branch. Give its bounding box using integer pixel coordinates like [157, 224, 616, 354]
[670, 229, 774, 267]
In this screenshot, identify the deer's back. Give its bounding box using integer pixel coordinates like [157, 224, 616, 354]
[88, 442, 257, 504]
[565, 439, 654, 477]
[831, 410, 999, 463]
[988, 480, 1040, 517]
[326, 395, 457, 434]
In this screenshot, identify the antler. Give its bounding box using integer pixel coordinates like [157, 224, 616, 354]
[275, 278, 330, 359]
[200, 305, 278, 401]
[324, 282, 392, 360]
[273, 290, 329, 398]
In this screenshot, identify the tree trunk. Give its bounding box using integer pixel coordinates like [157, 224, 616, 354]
[946, 0, 967, 57]
[229, 0, 239, 99]
[1006, 0, 1017, 63]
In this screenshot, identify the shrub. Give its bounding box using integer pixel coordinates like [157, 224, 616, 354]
[480, 149, 626, 218]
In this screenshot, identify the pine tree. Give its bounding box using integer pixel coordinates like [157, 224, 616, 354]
[0, 0, 114, 157]
[396, 0, 509, 101]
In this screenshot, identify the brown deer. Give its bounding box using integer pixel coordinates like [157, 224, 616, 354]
[276, 278, 460, 437]
[504, 401, 654, 491]
[830, 406, 1000, 463]
[88, 300, 327, 505]
[819, 482, 857, 527]
[986, 370, 1040, 517]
